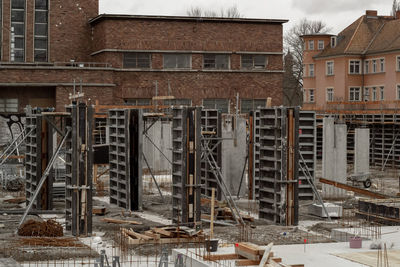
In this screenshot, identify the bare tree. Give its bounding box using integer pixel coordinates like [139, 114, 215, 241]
[187, 5, 242, 18]
[391, 0, 400, 18]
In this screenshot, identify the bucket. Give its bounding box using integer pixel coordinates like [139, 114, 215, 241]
[349, 236, 362, 249]
[205, 239, 219, 252]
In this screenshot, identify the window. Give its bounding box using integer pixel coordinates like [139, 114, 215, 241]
[380, 86, 384, 100]
[349, 87, 361, 101]
[331, 36, 336, 48]
[309, 64, 315, 77]
[241, 55, 267, 69]
[372, 87, 377, 101]
[397, 85, 400, 100]
[203, 99, 229, 113]
[364, 87, 369, 101]
[308, 40, 314, 50]
[364, 60, 369, 74]
[326, 88, 334, 102]
[303, 90, 307, 102]
[349, 60, 361, 74]
[318, 40, 324, 50]
[326, 61, 334, 75]
[372, 60, 377, 73]
[163, 54, 191, 69]
[124, 98, 152, 106]
[397, 56, 400, 71]
[203, 54, 230, 69]
[11, 0, 26, 62]
[163, 99, 192, 106]
[309, 89, 315, 103]
[240, 99, 266, 113]
[380, 58, 385, 72]
[0, 99, 18, 112]
[34, 0, 48, 62]
[123, 53, 151, 68]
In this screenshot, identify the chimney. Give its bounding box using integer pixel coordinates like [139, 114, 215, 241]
[366, 10, 378, 17]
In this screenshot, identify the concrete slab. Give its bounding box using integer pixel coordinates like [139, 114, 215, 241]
[308, 203, 343, 218]
[354, 128, 370, 174]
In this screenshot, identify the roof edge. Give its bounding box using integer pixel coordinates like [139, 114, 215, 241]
[89, 14, 289, 25]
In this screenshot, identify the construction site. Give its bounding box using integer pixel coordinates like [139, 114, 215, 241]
[1, 1, 400, 266]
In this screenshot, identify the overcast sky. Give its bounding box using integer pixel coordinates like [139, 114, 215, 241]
[99, 0, 395, 34]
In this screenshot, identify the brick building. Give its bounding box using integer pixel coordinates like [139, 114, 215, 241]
[302, 10, 400, 111]
[0, 0, 287, 114]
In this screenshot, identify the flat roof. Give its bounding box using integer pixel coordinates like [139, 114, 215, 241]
[89, 14, 288, 25]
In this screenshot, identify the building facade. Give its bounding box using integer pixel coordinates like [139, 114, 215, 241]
[302, 10, 400, 111]
[0, 0, 287, 114]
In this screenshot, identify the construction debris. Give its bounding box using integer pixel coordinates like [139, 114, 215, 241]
[101, 218, 142, 225]
[4, 196, 26, 204]
[18, 219, 63, 237]
[18, 237, 86, 247]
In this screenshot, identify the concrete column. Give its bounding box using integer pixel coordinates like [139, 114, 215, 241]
[322, 118, 347, 198]
[221, 115, 247, 197]
[354, 128, 370, 174]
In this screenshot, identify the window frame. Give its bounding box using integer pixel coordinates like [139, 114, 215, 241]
[203, 54, 230, 70]
[349, 60, 361, 74]
[309, 89, 315, 103]
[11, 0, 26, 62]
[326, 88, 334, 102]
[364, 87, 369, 101]
[372, 59, 377, 73]
[372, 87, 377, 101]
[309, 64, 315, 77]
[240, 99, 267, 113]
[397, 84, 400, 100]
[0, 98, 19, 112]
[308, 40, 314, 50]
[380, 58, 385, 72]
[318, 40, 324, 50]
[202, 98, 230, 113]
[123, 53, 152, 69]
[380, 86, 384, 100]
[163, 54, 192, 69]
[349, 87, 361, 102]
[397, 56, 400, 71]
[364, 60, 369, 74]
[326, 61, 334, 76]
[241, 54, 267, 70]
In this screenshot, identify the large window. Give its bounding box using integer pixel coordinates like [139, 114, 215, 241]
[349, 87, 361, 101]
[203, 99, 229, 113]
[203, 54, 229, 69]
[0, 99, 18, 112]
[11, 0, 26, 62]
[326, 61, 334, 75]
[241, 55, 267, 69]
[163, 54, 191, 69]
[123, 53, 151, 68]
[326, 88, 334, 102]
[349, 60, 361, 74]
[309, 64, 314, 77]
[240, 99, 266, 113]
[34, 0, 48, 62]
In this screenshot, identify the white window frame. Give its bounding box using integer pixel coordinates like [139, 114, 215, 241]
[364, 87, 369, 101]
[326, 61, 334, 76]
[364, 60, 369, 74]
[380, 86, 384, 100]
[397, 84, 400, 100]
[349, 87, 361, 102]
[330, 36, 336, 48]
[309, 64, 315, 77]
[326, 88, 334, 102]
[372, 59, 377, 73]
[349, 60, 361, 74]
[397, 56, 400, 71]
[318, 40, 324, 50]
[308, 40, 314, 50]
[309, 89, 315, 103]
[380, 58, 385, 72]
[372, 87, 377, 101]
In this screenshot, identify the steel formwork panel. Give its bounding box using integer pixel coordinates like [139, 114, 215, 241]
[298, 111, 316, 200]
[256, 107, 299, 226]
[200, 109, 222, 200]
[172, 107, 201, 226]
[108, 109, 143, 211]
[65, 103, 93, 236]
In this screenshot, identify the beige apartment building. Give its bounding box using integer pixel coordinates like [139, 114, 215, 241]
[302, 10, 400, 112]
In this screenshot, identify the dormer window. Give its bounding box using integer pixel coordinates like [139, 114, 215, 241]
[331, 36, 337, 48]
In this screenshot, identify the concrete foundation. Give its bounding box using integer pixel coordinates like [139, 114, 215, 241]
[308, 203, 343, 218]
[221, 115, 247, 197]
[322, 118, 347, 198]
[354, 128, 370, 174]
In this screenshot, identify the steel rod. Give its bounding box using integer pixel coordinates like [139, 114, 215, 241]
[144, 133, 172, 165]
[142, 152, 165, 203]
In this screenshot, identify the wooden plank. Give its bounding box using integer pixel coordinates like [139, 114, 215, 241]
[235, 247, 261, 261]
[237, 242, 265, 255]
[101, 218, 142, 225]
[236, 259, 260, 266]
[210, 187, 215, 239]
[152, 227, 174, 237]
[319, 178, 389, 199]
[92, 207, 106, 215]
[258, 243, 273, 267]
[152, 96, 175, 100]
[123, 228, 153, 240]
[203, 254, 241, 261]
[123, 235, 204, 245]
